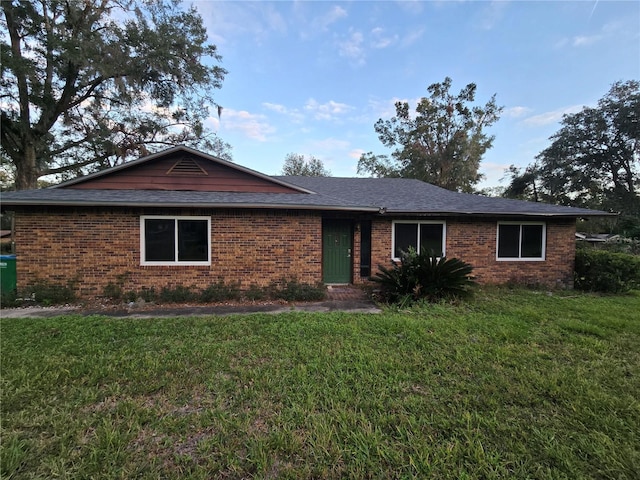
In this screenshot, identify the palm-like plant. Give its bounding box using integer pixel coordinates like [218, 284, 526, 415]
[373, 248, 476, 304]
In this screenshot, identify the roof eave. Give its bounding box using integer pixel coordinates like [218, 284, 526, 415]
[384, 210, 617, 218]
[1, 199, 378, 212]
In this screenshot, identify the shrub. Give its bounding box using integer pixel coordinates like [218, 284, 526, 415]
[22, 281, 76, 306]
[134, 288, 157, 303]
[244, 284, 268, 301]
[199, 280, 241, 303]
[103, 282, 123, 301]
[1, 289, 19, 308]
[270, 279, 327, 302]
[158, 285, 198, 303]
[575, 248, 640, 293]
[373, 248, 476, 305]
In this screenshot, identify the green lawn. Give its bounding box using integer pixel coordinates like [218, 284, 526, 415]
[2, 289, 639, 479]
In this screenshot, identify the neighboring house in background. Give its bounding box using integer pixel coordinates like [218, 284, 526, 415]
[575, 232, 620, 244]
[1, 146, 611, 298]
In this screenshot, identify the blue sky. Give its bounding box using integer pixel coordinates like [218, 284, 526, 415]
[194, 1, 639, 189]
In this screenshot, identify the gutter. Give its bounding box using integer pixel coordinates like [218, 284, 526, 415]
[380, 210, 617, 218]
[1, 199, 380, 213]
[1, 199, 615, 217]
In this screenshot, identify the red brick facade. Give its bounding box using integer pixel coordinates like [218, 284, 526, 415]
[14, 208, 322, 298]
[369, 217, 576, 288]
[14, 208, 576, 298]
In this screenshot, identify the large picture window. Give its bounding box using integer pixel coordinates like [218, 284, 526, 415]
[497, 222, 545, 261]
[141, 216, 210, 265]
[392, 221, 445, 259]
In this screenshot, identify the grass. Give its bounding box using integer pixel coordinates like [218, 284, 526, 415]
[1, 288, 639, 479]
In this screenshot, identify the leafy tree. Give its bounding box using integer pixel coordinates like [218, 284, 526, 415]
[281, 153, 331, 176]
[357, 77, 502, 192]
[1, 0, 230, 190]
[501, 163, 540, 202]
[504, 80, 639, 217]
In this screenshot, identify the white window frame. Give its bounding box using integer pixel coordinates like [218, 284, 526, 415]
[391, 220, 446, 261]
[140, 216, 211, 266]
[496, 221, 546, 261]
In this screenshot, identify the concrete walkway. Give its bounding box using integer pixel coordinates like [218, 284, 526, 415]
[1, 286, 381, 318]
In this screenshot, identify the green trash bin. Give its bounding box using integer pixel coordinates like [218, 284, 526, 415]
[0, 255, 17, 295]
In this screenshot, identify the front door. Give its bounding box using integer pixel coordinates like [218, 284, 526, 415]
[322, 220, 352, 283]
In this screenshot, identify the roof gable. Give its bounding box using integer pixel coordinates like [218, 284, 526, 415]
[57, 146, 309, 194]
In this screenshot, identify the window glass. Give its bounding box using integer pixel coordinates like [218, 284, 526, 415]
[497, 224, 520, 258]
[521, 224, 543, 258]
[394, 223, 418, 258]
[142, 217, 210, 264]
[178, 220, 209, 261]
[420, 223, 443, 256]
[145, 219, 175, 261]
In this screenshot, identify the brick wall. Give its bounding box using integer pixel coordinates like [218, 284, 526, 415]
[13, 208, 577, 298]
[14, 207, 322, 298]
[369, 217, 576, 288]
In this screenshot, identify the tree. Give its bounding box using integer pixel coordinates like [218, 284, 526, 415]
[501, 164, 540, 202]
[504, 80, 640, 217]
[281, 153, 331, 176]
[1, 0, 230, 190]
[357, 77, 502, 192]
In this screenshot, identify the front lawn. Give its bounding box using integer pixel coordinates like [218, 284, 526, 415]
[2, 289, 639, 479]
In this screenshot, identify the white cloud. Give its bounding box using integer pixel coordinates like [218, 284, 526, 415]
[396, 0, 424, 15]
[371, 27, 398, 49]
[349, 148, 366, 160]
[194, 1, 286, 46]
[315, 5, 348, 30]
[212, 108, 275, 141]
[555, 18, 634, 50]
[308, 138, 351, 151]
[400, 27, 425, 47]
[305, 98, 353, 121]
[504, 106, 532, 118]
[262, 102, 287, 114]
[522, 105, 584, 127]
[367, 96, 421, 121]
[337, 29, 365, 66]
[262, 102, 305, 122]
[478, 1, 509, 31]
[572, 34, 602, 47]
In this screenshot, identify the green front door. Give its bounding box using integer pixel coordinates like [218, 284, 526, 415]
[323, 220, 352, 283]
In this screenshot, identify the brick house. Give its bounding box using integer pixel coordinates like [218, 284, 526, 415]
[1, 146, 610, 298]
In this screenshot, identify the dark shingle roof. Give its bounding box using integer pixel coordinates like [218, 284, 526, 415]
[1, 176, 611, 217]
[275, 177, 610, 217]
[0, 187, 375, 211]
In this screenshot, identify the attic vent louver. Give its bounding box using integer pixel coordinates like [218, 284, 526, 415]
[166, 158, 208, 176]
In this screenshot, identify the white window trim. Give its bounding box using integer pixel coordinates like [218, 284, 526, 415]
[391, 220, 446, 261]
[140, 216, 211, 266]
[496, 221, 546, 262]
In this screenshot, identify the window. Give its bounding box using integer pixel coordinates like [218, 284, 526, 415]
[497, 222, 545, 261]
[141, 216, 210, 265]
[392, 221, 445, 259]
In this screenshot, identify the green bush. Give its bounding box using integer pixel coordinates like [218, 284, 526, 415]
[373, 248, 476, 305]
[22, 281, 76, 306]
[1, 289, 19, 308]
[575, 248, 640, 293]
[199, 280, 241, 302]
[102, 282, 123, 301]
[244, 284, 268, 301]
[270, 279, 327, 302]
[158, 285, 198, 303]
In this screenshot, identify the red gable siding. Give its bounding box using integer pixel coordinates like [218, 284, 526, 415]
[66, 152, 301, 193]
